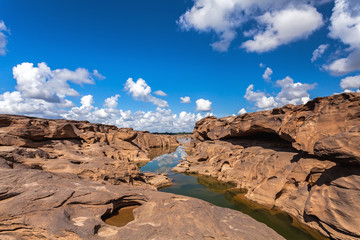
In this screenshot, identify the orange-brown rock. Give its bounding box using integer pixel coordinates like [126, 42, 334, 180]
[0, 115, 288, 240]
[176, 93, 360, 240]
[0, 160, 284, 240]
[0, 114, 178, 186]
[133, 131, 179, 149]
[193, 93, 360, 164]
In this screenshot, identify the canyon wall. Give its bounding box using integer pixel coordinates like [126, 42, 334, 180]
[174, 93, 360, 240]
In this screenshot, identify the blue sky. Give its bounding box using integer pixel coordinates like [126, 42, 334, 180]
[0, 0, 359, 132]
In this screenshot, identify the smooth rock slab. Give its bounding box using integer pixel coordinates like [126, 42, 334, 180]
[0, 168, 284, 240]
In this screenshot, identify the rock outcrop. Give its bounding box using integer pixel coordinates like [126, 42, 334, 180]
[0, 162, 284, 240]
[175, 93, 360, 240]
[0, 114, 178, 186]
[192, 93, 360, 164]
[0, 114, 285, 239]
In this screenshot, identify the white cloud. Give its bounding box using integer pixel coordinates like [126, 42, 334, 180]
[237, 108, 247, 115]
[104, 94, 120, 108]
[0, 20, 8, 55]
[93, 70, 106, 80]
[325, 49, 360, 75]
[12, 62, 96, 102]
[0, 63, 209, 132]
[242, 6, 323, 53]
[340, 75, 360, 91]
[0, 62, 102, 118]
[124, 78, 169, 108]
[63, 102, 212, 132]
[311, 44, 329, 62]
[263, 67, 273, 81]
[196, 98, 212, 112]
[154, 90, 167, 96]
[244, 85, 277, 109]
[80, 95, 94, 107]
[245, 76, 316, 110]
[326, 0, 360, 75]
[275, 77, 316, 106]
[0, 91, 62, 117]
[180, 96, 191, 103]
[179, 0, 326, 52]
[178, 0, 243, 52]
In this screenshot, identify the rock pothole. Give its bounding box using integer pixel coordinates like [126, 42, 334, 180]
[101, 201, 141, 227]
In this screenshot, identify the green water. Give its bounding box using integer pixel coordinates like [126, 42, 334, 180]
[141, 146, 328, 240]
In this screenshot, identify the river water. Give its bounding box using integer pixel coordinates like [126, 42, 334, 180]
[141, 145, 328, 240]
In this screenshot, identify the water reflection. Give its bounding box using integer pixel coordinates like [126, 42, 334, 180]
[140, 146, 328, 240]
[141, 146, 187, 173]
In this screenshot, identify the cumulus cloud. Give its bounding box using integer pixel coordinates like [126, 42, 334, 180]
[242, 6, 323, 53]
[0, 62, 105, 118]
[124, 78, 169, 108]
[0, 62, 210, 132]
[154, 90, 167, 96]
[326, 0, 360, 75]
[12, 62, 96, 102]
[180, 96, 191, 103]
[311, 44, 329, 62]
[263, 67, 273, 81]
[196, 99, 212, 112]
[245, 76, 316, 110]
[63, 100, 212, 132]
[340, 75, 360, 91]
[178, 0, 326, 52]
[0, 20, 8, 55]
[237, 108, 247, 115]
[0, 91, 62, 117]
[244, 85, 277, 109]
[104, 94, 120, 108]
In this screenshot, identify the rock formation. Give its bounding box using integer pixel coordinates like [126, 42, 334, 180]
[174, 93, 360, 240]
[0, 114, 178, 186]
[0, 114, 284, 239]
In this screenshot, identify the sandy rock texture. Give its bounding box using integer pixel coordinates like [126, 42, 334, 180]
[0, 114, 285, 240]
[0, 114, 178, 186]
[0, 168, 284, 240]
[175, 93, 360, 240]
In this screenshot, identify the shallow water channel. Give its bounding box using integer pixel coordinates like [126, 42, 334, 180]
[141, 145, 329, 240]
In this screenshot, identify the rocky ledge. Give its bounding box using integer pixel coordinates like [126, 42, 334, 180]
[174, 93, 360, 240]
[0, 114, 178, 187]
[0, 114, 284, 239]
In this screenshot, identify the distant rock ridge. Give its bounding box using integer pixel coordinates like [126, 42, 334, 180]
[0, 114, 285, 240]
[0, 114, 178, 186]
[175, 93, 360, 240]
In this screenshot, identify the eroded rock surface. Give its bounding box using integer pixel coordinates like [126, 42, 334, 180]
[0, 168, 284, 240]
[0, 114, 178, 186]
[193, 93, 360, 164]
[0, 114, 285, 239]
[175, 93, 360, 240]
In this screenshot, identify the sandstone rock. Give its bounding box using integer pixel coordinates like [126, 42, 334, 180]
[133, 131, 178, 149]
[178, 93, 360, 240]
[0, 114, 178, 186]
[192, 93, 360, 164]
[0, 168, 284, 240]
